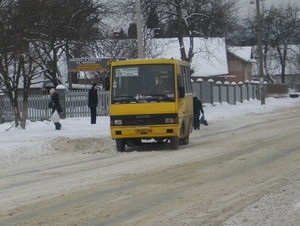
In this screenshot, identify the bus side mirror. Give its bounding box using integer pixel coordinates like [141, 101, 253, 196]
[179, 86, 185, 98]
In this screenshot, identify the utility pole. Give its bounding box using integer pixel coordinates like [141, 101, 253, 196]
[252, 0, 265, 105]
[135, 0, 144, 59]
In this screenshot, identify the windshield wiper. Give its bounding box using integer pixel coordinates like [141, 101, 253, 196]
[144, 93, 167, 97]
[143, 93, 173, 102]
[114, 95, 136, 99]
[113, 95, 138, 103]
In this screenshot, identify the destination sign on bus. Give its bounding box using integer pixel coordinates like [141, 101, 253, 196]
[115, 67, 139, 77]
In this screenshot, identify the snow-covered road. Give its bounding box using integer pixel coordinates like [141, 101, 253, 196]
[0, 98, 299, 225]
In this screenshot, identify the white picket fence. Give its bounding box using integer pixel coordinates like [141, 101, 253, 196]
[1, 90, 109, 123]
[65, 90, 109, 118]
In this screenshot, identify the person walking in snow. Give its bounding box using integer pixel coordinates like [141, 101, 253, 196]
[193, 96, 204, 130]
[88, 83, 98, 124]
[48, 88, 62, 130]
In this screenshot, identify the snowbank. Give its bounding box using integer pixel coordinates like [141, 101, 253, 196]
[0, 97, 299, 168]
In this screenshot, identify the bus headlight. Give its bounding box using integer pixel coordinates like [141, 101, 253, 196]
[165, 118, 176, 124]
[114, 119, 123, 125]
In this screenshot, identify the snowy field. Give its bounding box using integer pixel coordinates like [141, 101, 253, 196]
[0, 97, 299, 169]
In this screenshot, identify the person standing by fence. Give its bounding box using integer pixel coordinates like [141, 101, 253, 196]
[48, 88, 62, 130]
[88, 83, 98, 124]
[193, 96, 204, 130]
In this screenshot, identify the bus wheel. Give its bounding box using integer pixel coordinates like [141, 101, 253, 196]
[116, 139, 125, 152]
[170, 137, 179, 150]
[181, 134, 189, 145]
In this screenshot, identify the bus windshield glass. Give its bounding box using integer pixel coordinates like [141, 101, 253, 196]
[111, 64, 175, 104]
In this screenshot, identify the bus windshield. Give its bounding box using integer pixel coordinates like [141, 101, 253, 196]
[111, 64, 175, 104]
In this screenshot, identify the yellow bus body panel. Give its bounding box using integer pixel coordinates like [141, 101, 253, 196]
[110, 59, 193, 140]
[111, 59, 189, 67]
[110, 102, 177, 115]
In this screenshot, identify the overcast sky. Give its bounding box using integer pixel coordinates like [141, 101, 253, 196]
[239, 0, 300, 17]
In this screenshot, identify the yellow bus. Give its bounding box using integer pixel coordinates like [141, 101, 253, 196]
[109, 59, 193, 152]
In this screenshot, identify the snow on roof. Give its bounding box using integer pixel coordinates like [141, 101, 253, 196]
[227, 46, 255, 62]
[147, 37, 228, 77]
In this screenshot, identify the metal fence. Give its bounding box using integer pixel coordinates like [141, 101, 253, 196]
[65, 90, 109, 118]
[0, 90, 109, 123]
[192, 80, 260, 105]
[0, 81, 259, 124]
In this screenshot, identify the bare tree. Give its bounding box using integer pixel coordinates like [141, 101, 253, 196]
[81, 39, 137, 85]
[143, 0, 238, 62]
[0, 0, 43, 128]
[24, 0, 108, 87]
[257, 3, 300, 83]
[0, 0, 24, 127]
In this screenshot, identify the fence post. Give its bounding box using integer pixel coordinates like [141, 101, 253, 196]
[232, 82, 237, 105]
[224, 81, 230, 103]
[56, 84, 66, 119]
[0, 93, 4, 124]
[255, 81, 260, 100]
[251, 80, 255, 99]
[197, 78, 203, 102]
[216, 81, 222, 105]
[238, 81, 243, 103]
[208, 79, 214, 105]
[245, 80, 250, 101]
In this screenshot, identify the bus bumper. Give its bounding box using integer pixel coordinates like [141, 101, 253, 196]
[110, 125, 179, 139]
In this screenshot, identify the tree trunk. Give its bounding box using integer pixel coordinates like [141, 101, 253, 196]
[281, 65, 286, 84]
[12, 97, 21, 127]
[178, 36, 187, 61]
[20, 99, 28, 129]
[20, 82, 30, 129]
[187, 36, 194, 62]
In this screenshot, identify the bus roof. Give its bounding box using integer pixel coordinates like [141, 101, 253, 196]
[111, 58, 189, 66]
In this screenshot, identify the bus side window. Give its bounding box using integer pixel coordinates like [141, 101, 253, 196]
[177, 74, 185, 98]
[178, 68, 183, 87]
[181, 66, 189, 95]
[186, 66, 192, 94]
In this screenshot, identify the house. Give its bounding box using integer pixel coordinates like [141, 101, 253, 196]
[147, 37, 229, 82]
[227, 46, 256, 83]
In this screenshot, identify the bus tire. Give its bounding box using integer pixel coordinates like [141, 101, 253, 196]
[181, 134, 189, 145]
[170, 137, 179, 150]
[116, 139, 125, 152]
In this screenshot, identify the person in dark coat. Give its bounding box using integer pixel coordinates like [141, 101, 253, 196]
[193, 96, 204, 130]
[49, 88, 62, 130]
[88, 83, 98, 124]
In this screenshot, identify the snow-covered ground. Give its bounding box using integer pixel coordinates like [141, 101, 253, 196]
[1, 97, 299, 169]
[0, 96, 299, 225]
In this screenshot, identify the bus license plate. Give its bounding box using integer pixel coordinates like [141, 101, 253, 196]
[135, 129, 152, 134]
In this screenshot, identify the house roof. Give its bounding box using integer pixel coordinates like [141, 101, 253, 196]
[227, 46, 256, 63]
[147, 37, 228, 77]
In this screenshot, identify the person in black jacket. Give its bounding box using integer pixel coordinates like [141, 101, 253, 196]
[193, 96, 204, 130]
[49, 88, 62, 130]
[88, 83, 98, 124]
